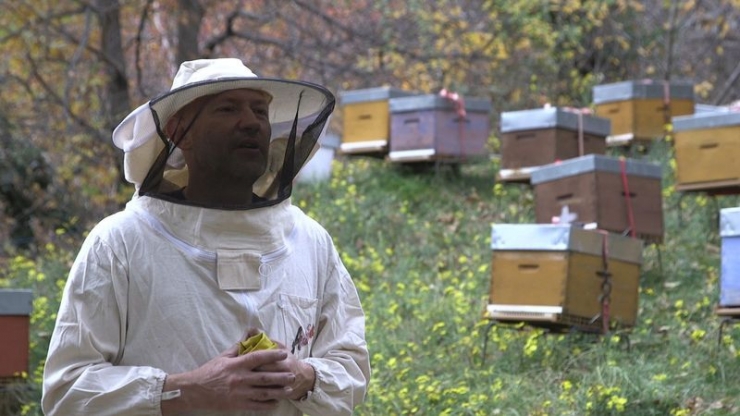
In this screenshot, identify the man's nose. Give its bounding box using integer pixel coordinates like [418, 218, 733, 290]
[237, 108, 262, 130]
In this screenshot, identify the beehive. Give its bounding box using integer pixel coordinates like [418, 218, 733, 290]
[498, 107, 610, 183]
[0, 289, 33, 379]
[593, 80, 694, 145]
[485, 224, 643, 331]
[720, 207, 740, 308]
[531, 155, 664, 243]
[338, 87, 418, 155]
[387, 94, 492, 162]
[673, 111, 740, 193]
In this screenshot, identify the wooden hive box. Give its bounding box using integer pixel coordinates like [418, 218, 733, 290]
[531, 155, 664, 243]
[338, 87, 418, 155]
[0, 289, 33, 379]
[387, 94, 492, 163]
[485, 224, 643, 330]
[673, 111, 740, 193]
[593, 80, 694, 145]
[498, 107, 610, 183]
[720, 207, 740, 308]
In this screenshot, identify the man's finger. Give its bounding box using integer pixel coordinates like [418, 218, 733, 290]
[239, 349, 289, 369]
[220, 342, 240, 358]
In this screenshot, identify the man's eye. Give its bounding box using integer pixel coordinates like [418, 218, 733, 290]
[253, 107, 269, 117]
[216, 105, 236, 112]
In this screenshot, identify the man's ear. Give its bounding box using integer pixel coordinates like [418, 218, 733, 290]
[166, 115, 192, 150]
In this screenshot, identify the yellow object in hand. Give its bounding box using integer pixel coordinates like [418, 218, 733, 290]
[238, 332, 278, 355]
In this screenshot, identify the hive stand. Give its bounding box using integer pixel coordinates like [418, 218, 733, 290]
[675, 188, 740, 233]
[479, 318, 632, 366]
[495, 166, 537, 184]
[675, 181, 740, 196]
[716, 308, 740, 347]
[388, 153, 487, 177]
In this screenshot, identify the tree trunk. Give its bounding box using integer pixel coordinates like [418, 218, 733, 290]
[96, 0, 130, 187]
[177, 0, 205, 63]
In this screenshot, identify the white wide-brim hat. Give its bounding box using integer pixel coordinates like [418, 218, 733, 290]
[112, 58, 334, 190]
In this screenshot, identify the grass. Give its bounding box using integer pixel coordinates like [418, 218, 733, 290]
[3, 139, 740, 415]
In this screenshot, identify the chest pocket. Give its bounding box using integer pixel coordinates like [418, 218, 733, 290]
[278, 293, 318, 359]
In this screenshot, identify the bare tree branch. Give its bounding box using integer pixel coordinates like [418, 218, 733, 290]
[135, 0, 155, 98]
[64, 5, 94, 131]
[176, 0, 205, 62]
[26, 53, 108, 145]
[202, 7, 241, 56]
[713, 58, 740, 105]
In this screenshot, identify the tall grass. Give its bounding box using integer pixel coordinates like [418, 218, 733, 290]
[3, 141, 740, 415]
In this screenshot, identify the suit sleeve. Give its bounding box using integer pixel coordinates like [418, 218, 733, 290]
[42, 235, 167, 416]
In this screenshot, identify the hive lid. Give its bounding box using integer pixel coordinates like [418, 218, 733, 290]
[338, 86, 419, 105]
[320, 132, 341, 149]
[673, 111, 740, 132]
[0, 289, 33, 315]
[721, 207, 740, 237]
[530, 154, 662, 184]
[389, 94, 493, 113]
[491, 223, 643, 264]
[593, 80, 694, 104]
[694, 103, 729, 114]
[500, 107, 611, 136]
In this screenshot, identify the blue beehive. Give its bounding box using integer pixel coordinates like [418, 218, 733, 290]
[720, 207, 740, 307]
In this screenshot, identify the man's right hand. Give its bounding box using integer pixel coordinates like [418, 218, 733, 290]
[160, 343, 296, 415]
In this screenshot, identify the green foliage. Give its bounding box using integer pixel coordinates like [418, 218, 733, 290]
[1, 235, 75, 415]
[3, 0, 740, 254]
[0, 0, 133, 250]
[0, 112, 54, 250]
[292, 147, 740, 415]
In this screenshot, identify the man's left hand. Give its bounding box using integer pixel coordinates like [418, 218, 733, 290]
[256, 343, 315, 400]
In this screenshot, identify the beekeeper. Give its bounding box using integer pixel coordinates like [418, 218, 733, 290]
[42, 58, 370, 416]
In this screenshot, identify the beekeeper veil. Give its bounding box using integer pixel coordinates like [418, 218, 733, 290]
[111, 58, 334, 210]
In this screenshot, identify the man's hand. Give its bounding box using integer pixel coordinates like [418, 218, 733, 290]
[161, 343, 296, 414]
[256, 343, 316, 401]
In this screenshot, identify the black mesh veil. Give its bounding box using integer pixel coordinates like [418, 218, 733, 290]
[134, 78, 335, 210]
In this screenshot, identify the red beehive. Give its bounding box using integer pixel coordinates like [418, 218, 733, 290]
[531, 155, 664, 243]
[0, 289, 33, 379]
[498, 107, 610, 183]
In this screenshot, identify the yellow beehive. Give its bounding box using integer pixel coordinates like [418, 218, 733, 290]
[338, 87, 418, 156]
[593, 80, 694, 145]
[485, 224, 643, 331]
[673, 111, 740, 192]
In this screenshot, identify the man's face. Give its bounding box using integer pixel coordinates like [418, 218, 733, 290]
[170, 88, 273, 183]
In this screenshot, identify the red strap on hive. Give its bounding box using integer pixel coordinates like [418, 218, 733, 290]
[619, 157, 637, 238]
[440, 89, 467, 160]
[598, 229, 611, 335]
